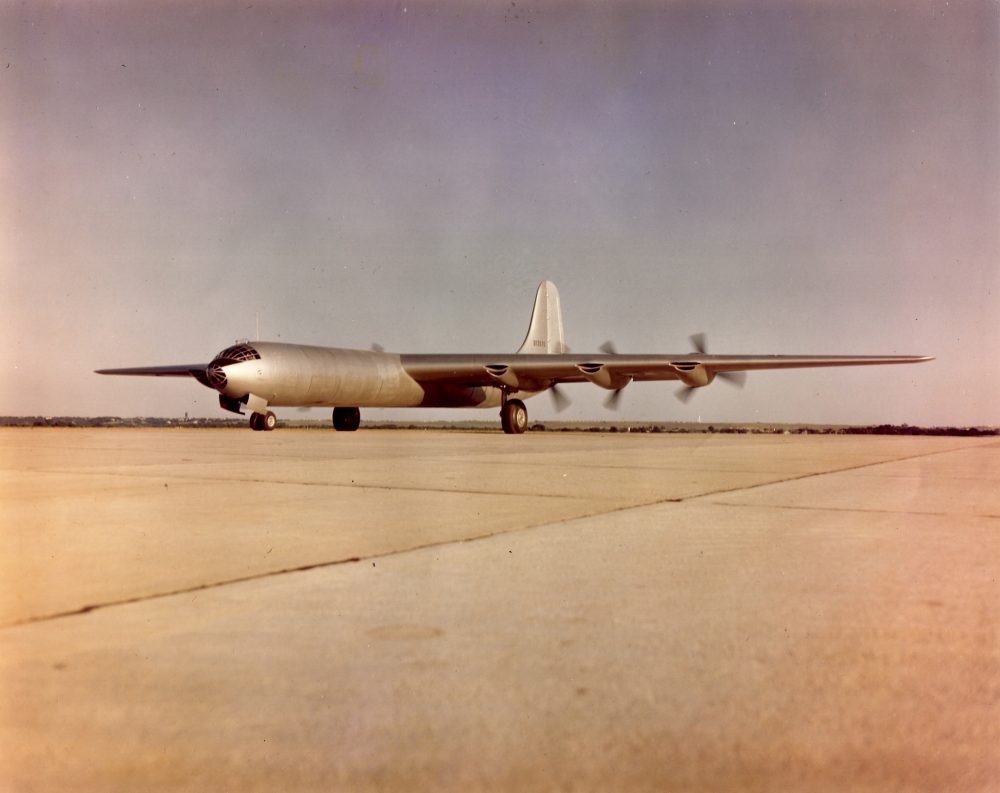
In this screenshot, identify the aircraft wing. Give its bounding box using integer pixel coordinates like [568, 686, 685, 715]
[95, 364, 212, 388]
[95, 365, 210, 377]
[400, 353, 933, 391]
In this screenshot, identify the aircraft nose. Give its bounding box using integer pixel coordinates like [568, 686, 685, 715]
[206, 361, 228, 390]
[205, 343, 261, 392]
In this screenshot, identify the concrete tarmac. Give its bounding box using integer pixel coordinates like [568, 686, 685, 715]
[1, 428, 997, 792]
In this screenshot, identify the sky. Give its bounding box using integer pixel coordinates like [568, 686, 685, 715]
[2, 0, 998, 425]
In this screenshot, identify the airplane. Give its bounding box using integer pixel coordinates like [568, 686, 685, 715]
[96, 281, 932, 433]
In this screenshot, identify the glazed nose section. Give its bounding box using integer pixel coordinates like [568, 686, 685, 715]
[206, 361, 229, 390]
[205, 343, 261, 393]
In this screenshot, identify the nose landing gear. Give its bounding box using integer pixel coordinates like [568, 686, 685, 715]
[249, 411, 277, 431]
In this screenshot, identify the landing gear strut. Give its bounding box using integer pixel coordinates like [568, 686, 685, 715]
[332, 407, 361, 431]
[250, 411, 277, 431]
[500, 398, 528, 435]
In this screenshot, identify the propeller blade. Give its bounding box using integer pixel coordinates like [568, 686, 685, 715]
[689, 333, 707, 355]
[675, 385, 697, 404]
[604, 388, 624, 410]
[549, 384, 571, 412]
[718, 370, 747, 388]
[599, 340, 618, 355]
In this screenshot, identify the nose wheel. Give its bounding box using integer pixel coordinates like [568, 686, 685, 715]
[500, 399, 528, 434]
[249, 411, 277, 431]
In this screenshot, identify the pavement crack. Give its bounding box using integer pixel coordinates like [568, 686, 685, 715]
[710, 501, 1000, 520]
[675, 443, 989, 505]
[1, 554, 369, 629]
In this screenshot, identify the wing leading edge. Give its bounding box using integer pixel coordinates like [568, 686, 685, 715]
[95, 364, 212, 388]
[94, 365, 210, 377]
[400, 353, 933, 390]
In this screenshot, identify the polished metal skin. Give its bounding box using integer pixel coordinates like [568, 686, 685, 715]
[96, 281, 933, 432]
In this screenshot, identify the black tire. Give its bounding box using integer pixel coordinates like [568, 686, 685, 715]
[332, 407, 361, 431]
[249, 412, 264, 431]
[501, 399, 528, 434]
[263, 411, 277, 431]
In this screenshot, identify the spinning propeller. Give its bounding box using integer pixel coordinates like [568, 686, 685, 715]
[549, 384, 571, 412]
[675, 333, 746, 402]
[599, 341, 629, 410]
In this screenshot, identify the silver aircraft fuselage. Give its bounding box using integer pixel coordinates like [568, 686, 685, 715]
[216, 342, 511, 409]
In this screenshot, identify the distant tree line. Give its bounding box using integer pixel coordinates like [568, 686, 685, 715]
[1, 416, 245, 428]
[1, 416, 995, 436]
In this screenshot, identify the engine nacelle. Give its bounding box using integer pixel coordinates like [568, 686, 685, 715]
[576, 363, 632, 391]
[669, 362, 714, 388]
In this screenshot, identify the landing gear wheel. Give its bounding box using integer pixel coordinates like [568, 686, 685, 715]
[332, 407, 361, 432]
[500, 399, 528, 434]
[250, 411, 277, 431]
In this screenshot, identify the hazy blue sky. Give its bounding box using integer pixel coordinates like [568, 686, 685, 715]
[3, 0, 997, 425]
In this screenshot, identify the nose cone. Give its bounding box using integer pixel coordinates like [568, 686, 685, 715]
[206, 362, 228, 390]
[206, 343, 261, 394]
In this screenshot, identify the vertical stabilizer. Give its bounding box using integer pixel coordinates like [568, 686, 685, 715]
[516, 281, 566, 354]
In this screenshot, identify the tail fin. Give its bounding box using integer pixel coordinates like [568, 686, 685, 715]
[517, 280, 566, 354]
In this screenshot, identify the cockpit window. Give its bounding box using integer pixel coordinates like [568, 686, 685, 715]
[215, 344, 260, 362]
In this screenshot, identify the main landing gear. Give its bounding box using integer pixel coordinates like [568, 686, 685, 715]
[500, 398, 528, 435]
[332, 407, 361, 431]
[249, 411, 277, 431]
